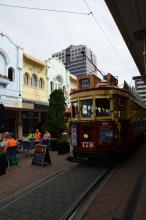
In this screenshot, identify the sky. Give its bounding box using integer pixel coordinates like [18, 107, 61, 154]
[0, 0, 140, 87]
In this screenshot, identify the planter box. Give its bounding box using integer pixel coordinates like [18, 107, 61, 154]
[58, 145, 70, 155]
[0, 77, 10, 88]
[51, 144, 58, 151]
[0, 160, 7, 176]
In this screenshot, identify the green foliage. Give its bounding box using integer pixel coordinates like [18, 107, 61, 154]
[42, 89, 65, 137]
[0, 152, 6, 161]
[57, 140, 70, 148]
[50, 138, 60, 147]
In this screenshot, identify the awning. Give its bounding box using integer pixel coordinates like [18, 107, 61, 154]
[65, 108, 71, 113]
[23, 52, 50, 68]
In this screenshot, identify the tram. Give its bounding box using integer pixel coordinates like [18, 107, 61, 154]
[70, 73, 146, 159]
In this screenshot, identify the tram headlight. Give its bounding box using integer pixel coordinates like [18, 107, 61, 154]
[82, 131, 92, 140]
[83, 133, 89, 139]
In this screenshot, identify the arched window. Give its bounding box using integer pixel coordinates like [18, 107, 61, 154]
[55, 76, 61, 89]
[8, 68, 14, 81]
[0, 53, 6, 75]
[50, 81, 53, 92]
[31, 74, 37, 87]
[24, 73, 28, 85]
[39, 79, 43, 89]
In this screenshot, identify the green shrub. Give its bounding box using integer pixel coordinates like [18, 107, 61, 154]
[0, 153, 6, 161]
[57, 140, 70, 148]
[50, 138, 60, 146]
[42, 89, 65, 137]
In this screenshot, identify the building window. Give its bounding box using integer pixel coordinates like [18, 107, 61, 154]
[39, 79, 43, 89]
[50, 81, 53, 92]
[55, 76, 61, 89]
[78, 48, 81, 51]
[8, 68, 14, 82]
[24, 73, 28, 85]
[31, 74, 37, 87]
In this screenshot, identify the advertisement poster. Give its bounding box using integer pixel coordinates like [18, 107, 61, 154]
[98, 121, 113, 145]
[71, 124, 78, 147]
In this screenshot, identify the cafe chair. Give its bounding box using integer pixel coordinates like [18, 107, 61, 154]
[6, 146, 20, 170]
[22, 139, 36, 158]
[17, 140, 23, 158]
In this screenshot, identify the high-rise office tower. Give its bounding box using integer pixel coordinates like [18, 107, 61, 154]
[135, 79, 146, 103]
[52, 45, 97, 77]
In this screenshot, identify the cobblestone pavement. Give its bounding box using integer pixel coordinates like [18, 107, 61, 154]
[0, 163, 107, 220]
[83, 139, 146, 220]
[0, 147, 73, 200]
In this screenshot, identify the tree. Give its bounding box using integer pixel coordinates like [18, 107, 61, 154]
[42, 89, 66, 138]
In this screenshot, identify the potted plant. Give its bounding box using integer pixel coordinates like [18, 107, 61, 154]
[57, 140, 70, 155]
[0, 152, 7, 176]
[50, 138, 60, 151]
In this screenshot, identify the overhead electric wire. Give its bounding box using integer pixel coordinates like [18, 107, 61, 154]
[83, 0, 133, 77]
[0, 3, 90, 15]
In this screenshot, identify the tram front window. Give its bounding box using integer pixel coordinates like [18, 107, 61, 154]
[81, 99, 93, 118]
[72, 101, 78, 118]
[96, 98, 110, 116]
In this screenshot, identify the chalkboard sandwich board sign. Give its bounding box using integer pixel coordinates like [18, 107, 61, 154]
[31, 145, 51, 168]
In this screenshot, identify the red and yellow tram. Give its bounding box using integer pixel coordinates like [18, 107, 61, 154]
[70, 73, 146, 159]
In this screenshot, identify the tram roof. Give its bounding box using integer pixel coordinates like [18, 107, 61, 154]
[105, 0, 146, 76]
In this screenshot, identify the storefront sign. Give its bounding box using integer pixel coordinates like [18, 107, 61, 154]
[0, 100, 22, 108]
[71, 124, 78, 147]
[79, 78, 90, 89]
[31, 144, 51, 167]
[98, 121, 113, 145]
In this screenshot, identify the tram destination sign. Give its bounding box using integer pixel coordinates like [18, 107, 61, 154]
[79, 78, 90, 89]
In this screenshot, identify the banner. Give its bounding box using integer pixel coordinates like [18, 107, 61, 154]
[98, 121, 113, 145]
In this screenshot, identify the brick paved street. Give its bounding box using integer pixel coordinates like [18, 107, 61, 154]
[0, 147, 73, 200]
[83, 139, 146, 220]
[0, 162, 107, 220]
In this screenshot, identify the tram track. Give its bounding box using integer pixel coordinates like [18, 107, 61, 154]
[0, 163, 78, 210]
[0, 161, 116, 220]
[62, 166, 117, 220]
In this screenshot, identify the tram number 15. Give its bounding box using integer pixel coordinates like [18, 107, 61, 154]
[82, 142, 94, 148]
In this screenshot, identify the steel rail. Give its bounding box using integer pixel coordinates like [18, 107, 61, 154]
[0, 163, 78, 209]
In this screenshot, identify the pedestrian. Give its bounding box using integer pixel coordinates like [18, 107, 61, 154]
[0, 133, 17, 152]
[35, 129, 41, 140]
[43, 130, 51, 139]
[25, 129, 35, 140]
[2, 132, 9, 142]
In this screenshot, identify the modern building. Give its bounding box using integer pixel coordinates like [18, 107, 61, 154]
[21, 52, 50, 137]
[46, 57, 70, 107]
[0, 32, 23, 138]
[135, 80, 146, 103]
[52, 45, 97, 77]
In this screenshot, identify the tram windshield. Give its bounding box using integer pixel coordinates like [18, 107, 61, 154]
[81, 99, 93, 118]
[95, 98, 110, 116]
[72, 101, 78, 118]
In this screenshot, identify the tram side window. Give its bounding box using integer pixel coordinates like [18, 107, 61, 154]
[81, 99, 93, 118]
[95, 98, 110, 116]
[114, 97, 126, 118]
[72, 102, 78, 118]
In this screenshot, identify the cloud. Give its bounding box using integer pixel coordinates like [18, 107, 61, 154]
[0, 0, 140, 87]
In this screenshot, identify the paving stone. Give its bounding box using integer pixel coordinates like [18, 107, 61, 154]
[29, 216, 44, 220]
[17, 213, 33, 220]
[0, 214, 9, 220]
[41, 211, 56, 219]
[7, 210, 21, 218]
[20, 207, 34, 214]
[30, 209, 44, 217]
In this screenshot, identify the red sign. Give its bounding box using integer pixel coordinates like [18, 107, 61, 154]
[65, 108, 71, 113]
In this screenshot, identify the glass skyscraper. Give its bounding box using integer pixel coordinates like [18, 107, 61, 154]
[52, 45, 97, 77]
